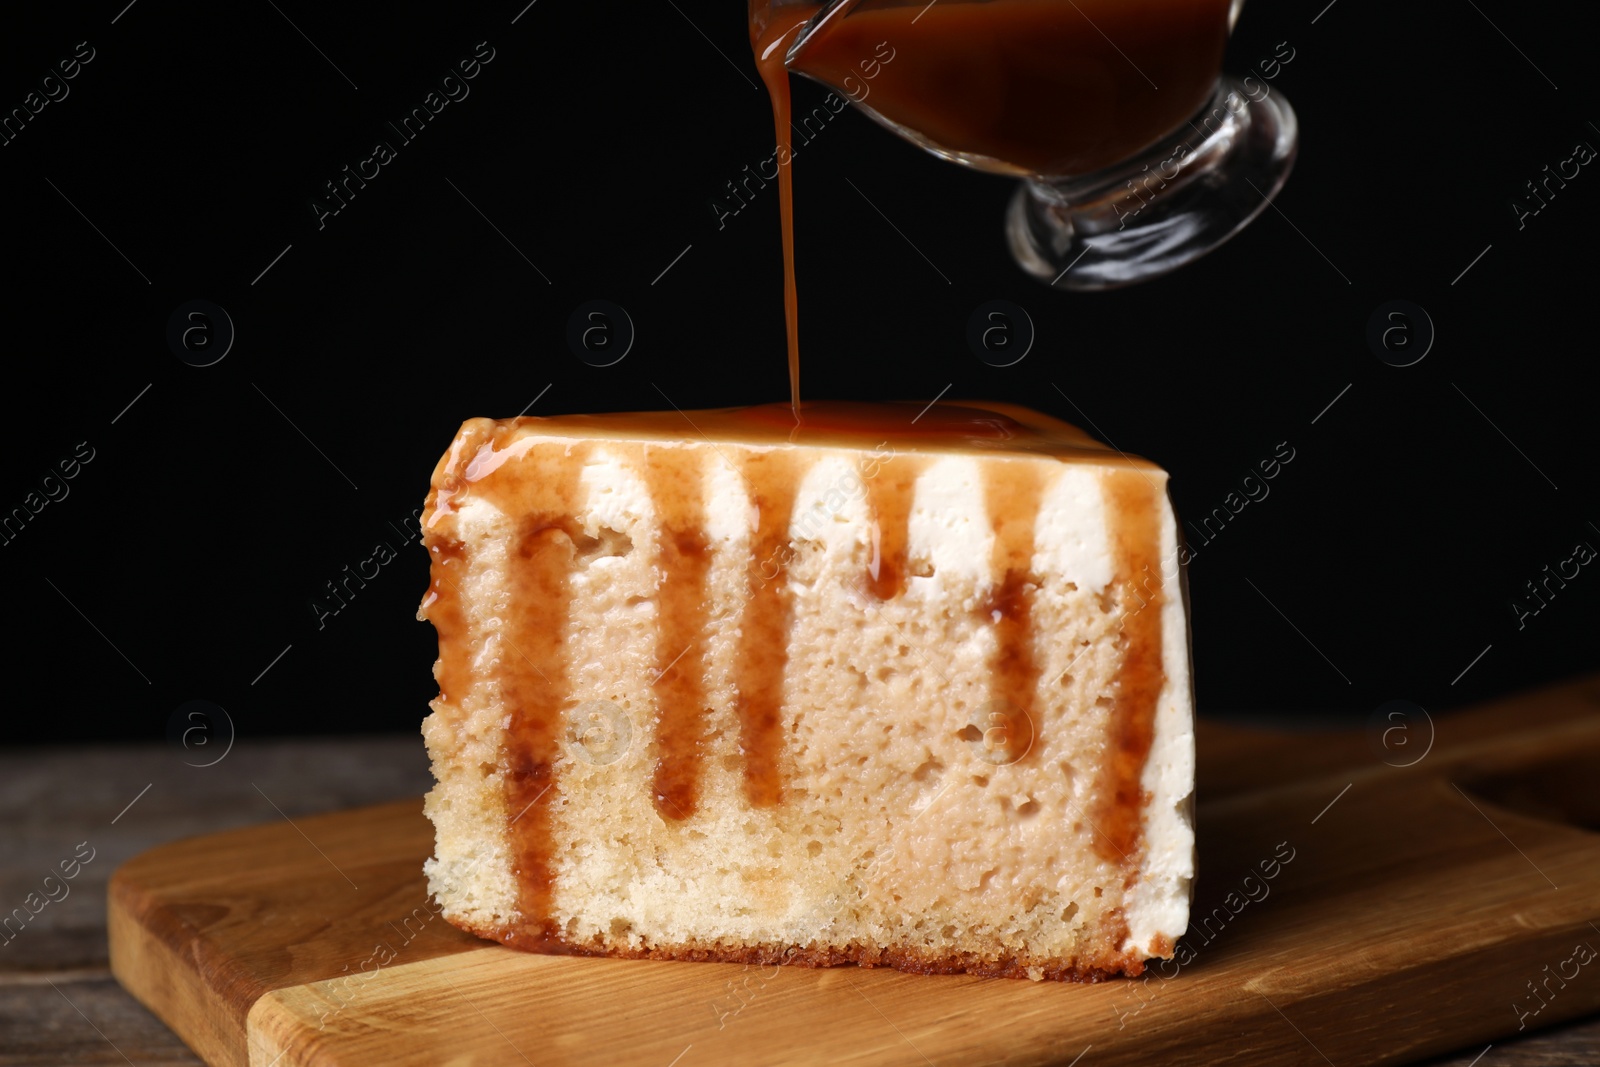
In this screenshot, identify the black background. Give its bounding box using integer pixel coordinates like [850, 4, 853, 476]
[2, 1, 1594, 745]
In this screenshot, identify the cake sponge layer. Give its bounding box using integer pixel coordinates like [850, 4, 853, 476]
[419, 402, 1194, 979]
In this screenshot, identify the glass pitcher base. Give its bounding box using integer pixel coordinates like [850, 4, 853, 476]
[1005, 77, 1298, 291]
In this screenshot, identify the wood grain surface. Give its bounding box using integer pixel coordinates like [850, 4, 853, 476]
[0, 738, 433, 1067]
[92, 677, 1600, 1066]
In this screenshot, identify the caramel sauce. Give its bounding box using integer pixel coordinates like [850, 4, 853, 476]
[779, 0, 1230, 178]
[751, 5, 817, 415]
[642, 447, 714, 821]
[1095, 469, 1166, 865]
[983, 462, 1046, 764]
[419, 423, 497, 717]
[783, 401, 1016, 441]
[422, 539, 471, 708]
[509, 400, 1109, 456]
[863, 455, 920, 600]
[736, 449, 803, 807]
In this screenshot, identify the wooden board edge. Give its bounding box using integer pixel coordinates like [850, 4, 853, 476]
[108, 865, 252, 1067]
[242, 947, 504, 1067]
[1250, 919, 1600, 1067]
[234, 919, 1600, 1067]
[105, 797, 459, 1067]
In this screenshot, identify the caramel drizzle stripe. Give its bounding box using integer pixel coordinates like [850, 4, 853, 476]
[644, 447, 714, 821]
[1094, 468, 1166, 866]
[419, 422, 498, 718]
[863, 455, 921, 601]
[984, 461, 1046, 764]
[736, 450, 803, 808]
[492, 443, 588, 947]
[422, 539, 471, 712]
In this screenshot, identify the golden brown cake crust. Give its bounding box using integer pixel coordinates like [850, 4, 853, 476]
[443, 912, 1151, 982]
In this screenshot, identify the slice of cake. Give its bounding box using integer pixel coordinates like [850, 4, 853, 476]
[418, 401, 1193, 980]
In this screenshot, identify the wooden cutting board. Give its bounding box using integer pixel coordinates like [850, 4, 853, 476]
[109, 675, 1600, 1067]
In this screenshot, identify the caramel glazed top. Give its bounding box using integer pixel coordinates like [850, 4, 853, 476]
[421, 399, 1158, 463]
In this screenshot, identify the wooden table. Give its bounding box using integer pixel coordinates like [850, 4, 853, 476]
[3, 735, 1595, 1065]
